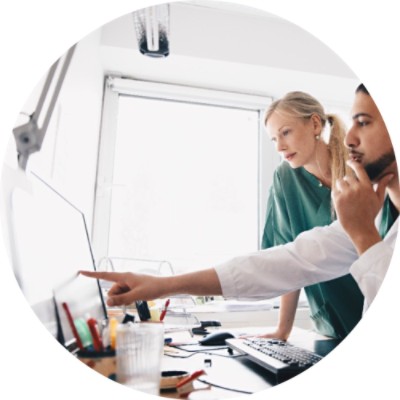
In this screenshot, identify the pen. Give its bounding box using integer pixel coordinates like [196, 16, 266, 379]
[164, 337, 173, 345]
[176, 369, 206, 391]
[160, 299, 170, 322]
[62, 302, 84, 350]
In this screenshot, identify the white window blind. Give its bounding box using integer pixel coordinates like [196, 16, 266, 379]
[92, 78, 273, 273]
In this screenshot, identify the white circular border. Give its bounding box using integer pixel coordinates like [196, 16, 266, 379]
[1, 1, 399, 399]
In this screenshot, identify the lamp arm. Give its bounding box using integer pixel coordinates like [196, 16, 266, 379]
[12, 44, 76, 170]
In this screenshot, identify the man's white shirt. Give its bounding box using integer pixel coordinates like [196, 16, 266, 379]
[215, 219, 398, 311]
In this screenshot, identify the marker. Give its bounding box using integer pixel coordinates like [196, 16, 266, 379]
[160, 299, 170, 322]
[101, 322, 110, 349]
[135, 300, 151, 321]
[74, 318, 94, 350]
[87, 317, 104, 352]
[122, 312, 135, 324]
[62, 302, 83, 350]
[109, 317, 119, 350]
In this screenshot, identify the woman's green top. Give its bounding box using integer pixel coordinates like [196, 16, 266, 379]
[262, 162, 364, 339]
[379, 194, 398, 238]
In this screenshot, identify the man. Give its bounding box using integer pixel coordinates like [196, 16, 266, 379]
[81, 84, 398, 312]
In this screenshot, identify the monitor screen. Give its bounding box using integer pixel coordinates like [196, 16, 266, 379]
[11, 172, 107, 349]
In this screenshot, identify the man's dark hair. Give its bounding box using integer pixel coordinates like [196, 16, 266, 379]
[356, 83, 369, 95]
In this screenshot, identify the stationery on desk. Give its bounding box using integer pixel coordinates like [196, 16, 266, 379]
[57, 284, 338, 399]
[53, 268, 336, 398]
[160, 298, 171, 322]
[62, 302, 84, 350]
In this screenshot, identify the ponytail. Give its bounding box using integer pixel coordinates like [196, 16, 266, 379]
[326, 114, 352, 190]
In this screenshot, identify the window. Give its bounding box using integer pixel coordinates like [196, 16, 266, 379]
[92, 77, 275, 274]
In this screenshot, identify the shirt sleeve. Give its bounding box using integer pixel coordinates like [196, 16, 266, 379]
[350, 220, 397, 310]
[215, 221, 358, 300]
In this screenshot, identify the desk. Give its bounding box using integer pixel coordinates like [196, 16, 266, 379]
[188, 305, 312, 330]
[159, 327, 338, 398]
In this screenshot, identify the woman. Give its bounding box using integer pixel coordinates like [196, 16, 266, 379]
[260, 91, 364, 340]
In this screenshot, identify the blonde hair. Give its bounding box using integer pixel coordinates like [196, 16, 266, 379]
[265, 91, 350, 189]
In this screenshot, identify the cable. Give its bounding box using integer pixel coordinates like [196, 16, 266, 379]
[164, 352, 197, 359]
[167, 345, 245, 359]
[170, 344, 227, 353]
[164, 346, 253, 393]
[164, 349, 246, 360]
[197, 379, 254, 395]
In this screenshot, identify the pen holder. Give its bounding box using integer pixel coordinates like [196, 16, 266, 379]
[77, 348, 116, 380]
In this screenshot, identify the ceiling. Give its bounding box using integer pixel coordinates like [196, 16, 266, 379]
[100, 1, 355, 79]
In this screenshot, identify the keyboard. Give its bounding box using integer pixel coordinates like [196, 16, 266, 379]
[226, 337, 323, 382]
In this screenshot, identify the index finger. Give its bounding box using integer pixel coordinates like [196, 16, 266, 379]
[346, 160, 371, 184]
[79, 270, 125, 282]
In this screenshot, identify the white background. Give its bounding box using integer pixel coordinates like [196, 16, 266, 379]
[1, 1, 399, 399]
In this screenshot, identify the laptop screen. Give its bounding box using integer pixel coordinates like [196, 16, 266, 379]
[12, 172, 107, 348]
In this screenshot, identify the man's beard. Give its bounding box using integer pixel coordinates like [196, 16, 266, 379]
[364, 150, 396, 181]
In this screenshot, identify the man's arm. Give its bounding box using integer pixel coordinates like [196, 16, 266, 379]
[332, 160, 393, 255]
[331, 160, 396, 309]
[350, 239, 395, 309]
[215, 161, 395, 304]
[215, 221, 357, 300]
[80, 268, 222, 306]
[81, 221, 358, 306]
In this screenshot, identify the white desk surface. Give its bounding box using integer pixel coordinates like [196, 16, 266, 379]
[159, 327, 331, 399]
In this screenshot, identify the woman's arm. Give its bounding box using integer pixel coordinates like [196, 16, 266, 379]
[261, 169, 299, 340]
[257, 290, 300, 341]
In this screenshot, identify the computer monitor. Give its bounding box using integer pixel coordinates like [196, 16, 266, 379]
[11, 172, 107, 349]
